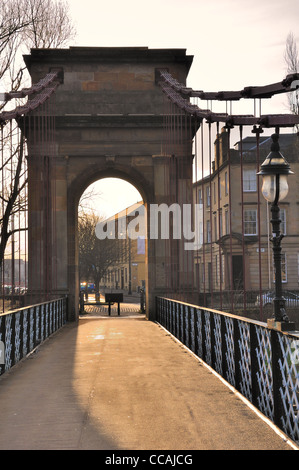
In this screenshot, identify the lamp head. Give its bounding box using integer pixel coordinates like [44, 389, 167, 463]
[257, 134, 293, 203]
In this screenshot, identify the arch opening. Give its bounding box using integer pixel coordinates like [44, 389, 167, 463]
[77, 177, 147, 318]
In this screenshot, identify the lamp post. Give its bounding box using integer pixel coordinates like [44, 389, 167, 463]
[257, 133, 295, 331]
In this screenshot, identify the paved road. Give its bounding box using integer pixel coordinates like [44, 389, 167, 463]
[0, 314, 297, 450]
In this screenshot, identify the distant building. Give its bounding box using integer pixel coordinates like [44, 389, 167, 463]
[193, 128, 299, 308]
[3, 258, 28, 292]
[100, 202, 146, 293]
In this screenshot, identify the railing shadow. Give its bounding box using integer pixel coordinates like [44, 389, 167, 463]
[156, 296, 299, 446]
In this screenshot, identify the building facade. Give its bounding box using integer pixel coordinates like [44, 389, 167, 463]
[99, 202, 146, 293]
[193, 128, 299, 313]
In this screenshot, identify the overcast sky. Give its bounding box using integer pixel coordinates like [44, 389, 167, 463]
[69, 0, 298, 90]
[70, 0, 299, 216]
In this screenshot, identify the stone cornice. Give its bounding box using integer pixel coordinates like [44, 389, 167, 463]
[24, 46, 193, 72]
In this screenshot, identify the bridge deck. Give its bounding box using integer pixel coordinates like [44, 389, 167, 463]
[0, 311, 297, 451]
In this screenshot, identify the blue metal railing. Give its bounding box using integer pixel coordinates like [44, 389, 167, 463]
[0, 297, 67, 376]
[156, 296, 299, 445]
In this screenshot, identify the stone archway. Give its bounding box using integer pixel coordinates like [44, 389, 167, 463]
[68, 166, 152, 321]
[24, 47, 194, 320]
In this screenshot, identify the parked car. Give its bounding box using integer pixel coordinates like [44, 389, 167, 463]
[256, 291, 299, 307]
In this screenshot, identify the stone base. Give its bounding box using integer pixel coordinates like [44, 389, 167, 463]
[267, 318, 297, 332]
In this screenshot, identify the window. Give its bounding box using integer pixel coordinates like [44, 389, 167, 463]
[198, 188, 203, 204]
[197, 258, 205, 285]
[207, 219, 211, 243]
[215, 254, 224, 285]
[243, 170, 257, 192]
[198, 221, 203, 246]
[244, 209, 257, 235]
[219, 211, 223, 238]
[206, 186, 211, 207]
[280, 208, 286, 235]
[214, 215, 217, 240]
[225, 210, 229, 235]
[225, 171, 228, 195]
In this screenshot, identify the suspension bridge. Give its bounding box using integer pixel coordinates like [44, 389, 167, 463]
[0, 46, 298, 450]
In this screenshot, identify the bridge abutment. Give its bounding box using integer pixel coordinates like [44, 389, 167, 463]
[24, 47, 195, 320]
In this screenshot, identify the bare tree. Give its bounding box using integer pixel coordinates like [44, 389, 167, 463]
[284, 32, 299, 119]
[0, 0, 32, 85]
[78, 212, 128, 294]
[78, 186, 103, 217]
[1, 0, 76, 93]
[22, 0, 76, 49]
[0, 0, 76, 279]
[0, 125, 27, 269]
[285, 32, 299, 75]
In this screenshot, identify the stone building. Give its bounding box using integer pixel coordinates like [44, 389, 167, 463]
[193, 128, 299, 310]
[99, 202, 146, 293]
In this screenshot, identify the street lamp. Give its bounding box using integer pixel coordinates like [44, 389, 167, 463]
[257, 133, 295, 331]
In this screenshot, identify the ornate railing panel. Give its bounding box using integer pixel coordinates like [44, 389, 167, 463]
[156, 296, 299, 444]
[0, 298, 67, 376]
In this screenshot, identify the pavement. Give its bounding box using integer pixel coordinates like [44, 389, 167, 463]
[0, 310, 298, 451]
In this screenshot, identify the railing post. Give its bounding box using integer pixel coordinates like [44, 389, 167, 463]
[171, 300, 175, 337]
[270, 329, 285, 428]
[211, 312, 216, 370]
[234, 318, 242, 393]
[10, 313, 15, 369]
[166, 299, 170, 332]
[64, 297, 67, 324]
[202, 310, 211, 366]
[190, 307, 196, 354]
[175, 302, 179, 340]
[0, 315, 5, 375]
[33, 306, 38, 348]
[201, 310, 206, 361]
[179, 303, 184, 344]
[22, 309, 29, 358]
[185, 305, 190, 350]
[221, 315, 226, 380]
[59, 299, 63, 327]
[14, 312, 22, 364]
[250, 323, 260, 409]
[49, 302, 53, 334]
[162, 298, 166, 326]
[156, 297, 160, 323]
[171, 301, 175, 336]
[36, 305, 41, 346]
[195, 308, 203, 359]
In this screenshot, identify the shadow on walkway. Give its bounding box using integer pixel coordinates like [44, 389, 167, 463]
[0, 316, 296, 450]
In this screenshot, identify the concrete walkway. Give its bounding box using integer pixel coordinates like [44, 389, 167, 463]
[0, 314, 297, 450]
